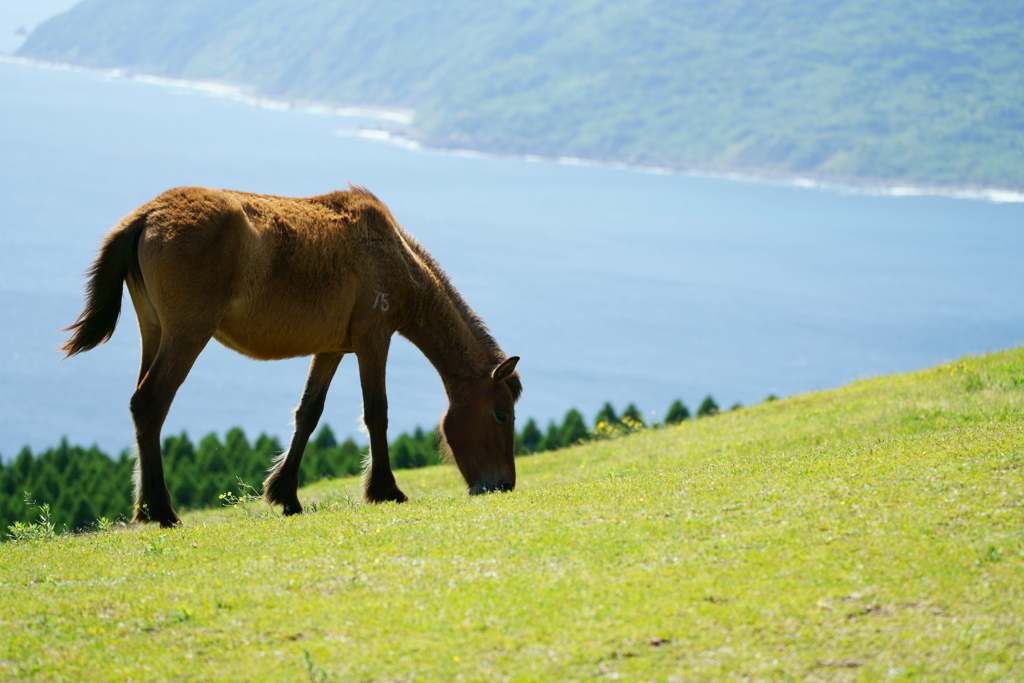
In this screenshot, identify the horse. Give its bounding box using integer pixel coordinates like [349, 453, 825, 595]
[62, 185, 522, 528]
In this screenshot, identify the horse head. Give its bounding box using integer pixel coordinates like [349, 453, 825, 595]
[440, 356, 521, 495]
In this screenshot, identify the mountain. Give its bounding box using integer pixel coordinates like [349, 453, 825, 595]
[18, 0, 1024, 189]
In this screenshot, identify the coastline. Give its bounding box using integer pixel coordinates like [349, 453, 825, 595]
[0, 56, 414, 124]
[6, 55, 1023, 204]
[336, 127, 1024, 204]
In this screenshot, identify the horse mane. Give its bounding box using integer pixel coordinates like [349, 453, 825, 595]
[347, 184, 522, 403]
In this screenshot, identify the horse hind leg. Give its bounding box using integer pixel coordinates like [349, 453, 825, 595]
[127, 276, 161, 387]
[264, 352, 344, 515]
[128, 207, 242, 526]
[130, 333, 211, 527]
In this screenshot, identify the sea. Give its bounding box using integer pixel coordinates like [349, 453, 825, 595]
[2, 58, 1022, 459]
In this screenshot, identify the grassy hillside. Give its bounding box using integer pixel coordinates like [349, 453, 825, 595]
[18, 0, 1024, 190]
[2, 348, 1022, 681]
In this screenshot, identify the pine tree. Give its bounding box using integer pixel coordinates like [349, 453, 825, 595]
[665, 400, 690, 424]
[594, 402, 619, 428]
[171, 468, 197, 510]
[421, 429, 443, 467]
[69, 496, 95, 532]
[392, 438, 414, 469]
[224, 428, 253, 478]
[539, 420, 561, 451]
[31, 463, 61, 507]
[59, 457, 82, 491]
[52, 490, 74, 531]
[621, 403, 645, 429]
[559, 409, 590, 446]
[1, 459, 17, 498]
[338, 439, 363, 475]
[255, 434, 284, 473]
[164, 432, 197, 474]
[312, 424, 338, 451]
[53, 438, 71, 473]
[198, 434, 227, 474]
[697, 395, 720, 417]
[516, 418, 542, 455]
[13, 447, 33, 482]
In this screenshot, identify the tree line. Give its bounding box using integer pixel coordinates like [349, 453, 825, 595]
[2, 395, 735, 538]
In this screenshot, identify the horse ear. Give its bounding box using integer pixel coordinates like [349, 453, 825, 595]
[491, 356, 520, 382]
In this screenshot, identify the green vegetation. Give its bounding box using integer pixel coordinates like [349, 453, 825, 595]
[18, 0, 1024, 189]
[1, 349, 1021, 680]
[1, 398, 700, 534]
[1, 427, 399, 534]
[697, 394, 720, 418]
[664, 399, 690, 425]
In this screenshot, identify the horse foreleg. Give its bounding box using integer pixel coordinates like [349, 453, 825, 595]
[357, 341, 407, 504]
[129, 335, 209, 527]
[264, 352, 344, 515]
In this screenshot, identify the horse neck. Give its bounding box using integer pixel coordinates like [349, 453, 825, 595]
[401, 289, 496, 395]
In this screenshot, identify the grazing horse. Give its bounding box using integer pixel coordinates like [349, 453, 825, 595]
[62, 185, 521, 527]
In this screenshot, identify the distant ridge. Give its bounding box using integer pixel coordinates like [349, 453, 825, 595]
[18, 0, 1024, 190]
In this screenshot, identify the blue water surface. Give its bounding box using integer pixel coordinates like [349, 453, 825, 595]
[2, 60, 1022, 458]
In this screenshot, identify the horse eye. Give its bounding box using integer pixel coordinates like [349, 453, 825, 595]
[494, 411, 507, 423]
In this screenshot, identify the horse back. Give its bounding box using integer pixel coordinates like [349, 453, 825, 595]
[134, 186, 415, 360]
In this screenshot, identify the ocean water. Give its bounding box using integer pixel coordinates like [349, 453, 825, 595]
[2, 59, 1023, 459]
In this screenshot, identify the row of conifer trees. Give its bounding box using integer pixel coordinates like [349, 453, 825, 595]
[1, 396, 729, 538]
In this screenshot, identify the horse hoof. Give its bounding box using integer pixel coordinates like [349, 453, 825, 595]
[281, 501, 303, 516]
[364, 484, 408, 504]
[134, 504, 181, 527]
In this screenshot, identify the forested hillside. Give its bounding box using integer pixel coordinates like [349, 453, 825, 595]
[18, 0, 1024, 189]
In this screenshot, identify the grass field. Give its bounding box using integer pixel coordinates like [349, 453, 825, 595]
[2, 348, 1022, 681]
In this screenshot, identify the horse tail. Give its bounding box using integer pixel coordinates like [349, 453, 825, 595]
[61, 211, 147, 357]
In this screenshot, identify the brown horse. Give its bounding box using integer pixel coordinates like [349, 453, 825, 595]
[62, 185, 521, 527]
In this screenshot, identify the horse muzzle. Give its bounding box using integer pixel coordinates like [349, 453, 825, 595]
[468, 479, 515, 495]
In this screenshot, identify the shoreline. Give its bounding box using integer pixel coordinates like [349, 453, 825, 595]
[6, 55, 1023, 204]
[335, 127, 1024, 204]
[0, 56, 413, 124]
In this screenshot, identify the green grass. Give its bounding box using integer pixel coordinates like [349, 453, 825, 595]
[2, 349, 1023, 681]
